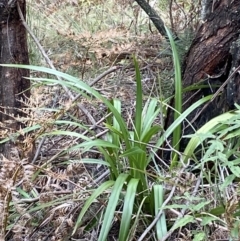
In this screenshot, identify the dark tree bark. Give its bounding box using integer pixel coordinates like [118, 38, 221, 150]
[0, 0, 30, 157]
[135, 0, 240, 160]
[134, 0, 168, 39]
[179, 0, 240, 132]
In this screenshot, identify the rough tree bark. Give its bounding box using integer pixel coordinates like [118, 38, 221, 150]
[135, 0, 240, 159]
[182, 0, 240, 123]
[134, 0, 168, 38]
[0, 0, 30, 157]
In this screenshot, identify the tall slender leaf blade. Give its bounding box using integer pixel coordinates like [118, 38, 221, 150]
[153, 185, 167, 239]
[119, 178, 139, 241]
[98, 174, 129, 241]
[72, 180, 114, 235]
[165, 26, 182, 167]
[120, 146, 145, 158]
[133, 57, 143, 142]
[141, 125, 162, 145]
[1, 64, 132, 150]
[127, 196, 148, 240]
[141, 99, 161, 139]
[153, 95, 212, 158]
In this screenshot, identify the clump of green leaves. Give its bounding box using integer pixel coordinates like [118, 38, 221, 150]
[3, 29, 240, 240]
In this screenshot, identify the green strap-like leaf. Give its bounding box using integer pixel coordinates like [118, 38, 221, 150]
[119, 178, 139, 241]
[151, 95, 212, 165]
[98, 173, 129, 241]
[183, 111, 240, 163]
[164, 26, 182, 168]
[134, 57, 143, 142]
[72, 180, 114, 235]
[153, 185, 167, 239]
[120, 146, 145, 158]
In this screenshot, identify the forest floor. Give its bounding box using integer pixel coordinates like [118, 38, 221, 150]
[1, 1, 232, 240]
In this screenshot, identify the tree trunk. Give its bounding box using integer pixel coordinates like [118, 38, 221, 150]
[180, 0, 240, 132]
[0, 0, 30, 157]
[135, 0, 240, 160]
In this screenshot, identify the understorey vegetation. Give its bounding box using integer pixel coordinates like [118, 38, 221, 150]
[0, 1, 240, 240]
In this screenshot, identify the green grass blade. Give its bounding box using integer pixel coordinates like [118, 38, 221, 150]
[128, 196, 148, 240]
[119, 178, 139, 241]
[183, 110, 240, 163]
[75, 158, 110, 166]
[133, 57, 143, 141]
[72, 180, 114, 235]
[97, 148, 120, 178]
[106, 99, 121, 146]
[104, 124, 123, 138]
[171, 215, 194, 232]
[112, 99, 121, 131]
[70, 139, 119, 150]
[141, 125, 162, 145]
[224, 128, 240, 140]
[120, 146, 145, 158]
[153, 185, 167, 239]
[98, 173, 129, 241]
[154, 95, 212, 151]
[165, 26, 182, 167]
[41, 130, 91, 141]
[1, 64, 132, 150]
[141, 99, 161, 139]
